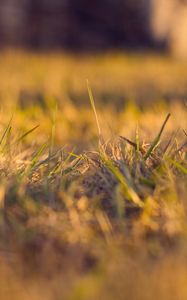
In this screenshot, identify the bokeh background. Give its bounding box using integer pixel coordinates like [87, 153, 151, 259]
[0, 2, 187, 300]
[0, 0, 187, 57]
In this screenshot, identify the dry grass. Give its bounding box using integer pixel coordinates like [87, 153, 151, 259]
[0, 50, 186, 299]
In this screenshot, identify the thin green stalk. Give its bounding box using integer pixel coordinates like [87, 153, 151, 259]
[144, 113, 171, 161]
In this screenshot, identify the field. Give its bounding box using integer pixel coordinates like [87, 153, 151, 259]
[0, 50, 187, 300]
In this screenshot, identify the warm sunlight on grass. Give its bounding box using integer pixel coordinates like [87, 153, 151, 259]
[0, 51, 186, 300]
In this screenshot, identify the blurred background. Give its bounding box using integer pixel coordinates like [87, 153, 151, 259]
[0, 4, 187, 300]
[0, 0, 187, 58]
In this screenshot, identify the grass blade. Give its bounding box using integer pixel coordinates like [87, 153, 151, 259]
[87, 80, 101, 136]
[168, 158, 187, 175]
[103, 158, 144, 208]
[0, 115, 13, 146]
[14, 125, 40, 144]
[144, 113, 171, 161]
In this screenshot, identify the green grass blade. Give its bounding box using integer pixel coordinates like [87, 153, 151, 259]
[14, 125, 40, 144]
[50, 102, 58, 155]
[30, 142, 48, 167]
[168, 158, 187, 175]
[103, 158, 144, 208]
[144, 113, 171, 161]
[0, 115, 13, 146]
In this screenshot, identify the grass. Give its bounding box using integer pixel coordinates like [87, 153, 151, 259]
[0, 50, 187, 299]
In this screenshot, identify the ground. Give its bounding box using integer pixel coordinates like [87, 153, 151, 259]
[0, 50, 186, 300]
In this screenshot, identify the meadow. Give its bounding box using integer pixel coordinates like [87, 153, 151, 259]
[0, 50, 187, 300]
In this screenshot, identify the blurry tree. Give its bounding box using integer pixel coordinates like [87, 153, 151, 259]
[0, 0, 187, 57]
[0, 0, 151, 49]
